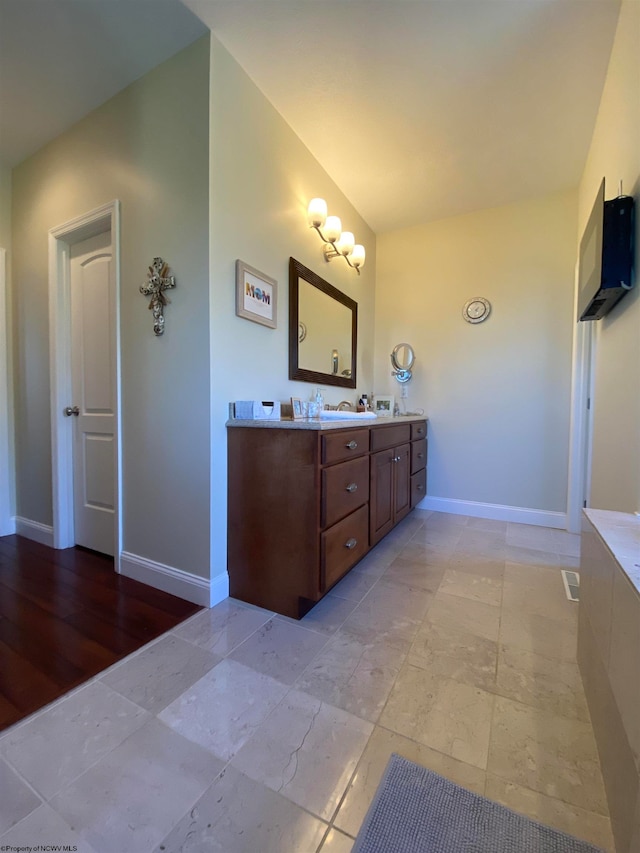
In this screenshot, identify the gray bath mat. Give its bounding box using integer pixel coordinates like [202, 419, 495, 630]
[353, 754, 605, 853]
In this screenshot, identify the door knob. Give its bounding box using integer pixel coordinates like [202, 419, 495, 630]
[63, 406, 80, 417]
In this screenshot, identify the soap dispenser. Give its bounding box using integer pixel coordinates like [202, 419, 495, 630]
[315, 388, 324, 412]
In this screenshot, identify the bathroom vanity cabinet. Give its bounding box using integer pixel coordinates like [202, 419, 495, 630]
[227, 416, 427, 618]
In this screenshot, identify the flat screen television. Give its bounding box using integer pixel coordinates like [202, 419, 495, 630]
[577, 178, 635, 322]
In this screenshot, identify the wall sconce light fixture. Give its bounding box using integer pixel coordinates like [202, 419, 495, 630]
[307, 198, 366, 274]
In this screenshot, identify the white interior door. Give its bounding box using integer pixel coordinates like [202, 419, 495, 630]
[69, 230, 115, 555]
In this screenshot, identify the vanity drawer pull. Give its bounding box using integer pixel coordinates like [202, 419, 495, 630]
[346, 440, 358, 450]
[345, 483, 358, 493]
[418, 452, 424, 459]
[416, 484, 424, 491]
[345, 538, 358, 550]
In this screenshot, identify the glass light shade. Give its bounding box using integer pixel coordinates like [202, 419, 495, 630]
[350, 244, 366, 268]
[323, 215, 342, 243]
[336, 231, 355, 256]
[307, 197, 327, 227]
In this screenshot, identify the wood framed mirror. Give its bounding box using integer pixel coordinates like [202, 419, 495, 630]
[289, 258, 357, 389]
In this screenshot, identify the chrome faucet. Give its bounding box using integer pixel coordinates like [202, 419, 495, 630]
[337, 401, 354, 411]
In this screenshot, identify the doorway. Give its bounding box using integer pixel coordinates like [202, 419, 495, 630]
[567, 278, 596, 534]
[48, 201, 121, 563]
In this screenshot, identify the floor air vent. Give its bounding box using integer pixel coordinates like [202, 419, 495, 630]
[561, 570, 580, 602]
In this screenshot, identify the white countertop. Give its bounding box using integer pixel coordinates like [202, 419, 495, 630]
[584, 508, 640, 595]
[226, 414, 428, 431]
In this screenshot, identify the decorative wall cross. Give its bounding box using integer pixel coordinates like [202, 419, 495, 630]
[140, 257, 176, 336]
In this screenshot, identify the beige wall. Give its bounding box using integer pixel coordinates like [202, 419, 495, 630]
[376, 190, 577, 513]
[0, 165, 14, 522]
[11, 36, 211, 576]
[0, 167, 10, 247]
[578, 0, 640, 513]
[209, 35, 376, 578]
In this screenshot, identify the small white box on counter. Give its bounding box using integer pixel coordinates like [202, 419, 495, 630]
[234, 400, 281, 420]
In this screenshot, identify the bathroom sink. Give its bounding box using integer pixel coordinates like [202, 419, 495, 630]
[319, 410, 377, 420]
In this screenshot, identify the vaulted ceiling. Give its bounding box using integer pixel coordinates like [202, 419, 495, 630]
[0, 0, 621, 232]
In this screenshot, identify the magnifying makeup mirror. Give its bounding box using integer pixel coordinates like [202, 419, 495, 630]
[390, 343, 415, 383]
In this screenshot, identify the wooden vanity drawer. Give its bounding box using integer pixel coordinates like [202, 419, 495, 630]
[321, 504, 369, 591]
[411, 468, 427, 507]
[322, 428, 369, 465]
[411, 421, 427, 440]
[322, 456, 369, 529]
[411, 438, 427, 474]
[370, 423, 411, 451]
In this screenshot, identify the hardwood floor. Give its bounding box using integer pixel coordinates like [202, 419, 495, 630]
[0, 534, 202, 732]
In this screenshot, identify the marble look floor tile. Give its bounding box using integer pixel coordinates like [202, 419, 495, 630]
[384, 556, 446, 592]
[506, 524, 581, 558]
[101, 634, 220, 713]
[349, 550, 394, 577]
[50, 718, 223, 853]
[319, 827, 354, 852]
[426, 591, 501, 642]
[328, 568, 380, 602]
[488, 695, 608, 815]
[173, 598, 273, 656]
[505, 544, 566, 568]
[296, 593, 359, 635]
[446, 555, 505, 579]
[485, 775, 615, 852]
[499, 608, 577, 662]
[379, 664, 494, 769]
[0, 757, 41, 835]
[496, 644, 589, 722]
[439, 567, 502, 606]
[295, 629, 410, 723]
[228, 617, 328, 684]
[454, 529, 507, 561]
[153, 765, 328, 853]
[421, 512, 469, 530]
[334, 725, 485, 838]
[340, 579, 432, 646]
[465, 517, 508, 534]
[231, 689, 372, 821]
[399, 538, 457, 562]
[408, 620, 498, 691]
[158, 659, 288, 761]
[0, 680, 149, 799]
[0, 804, 98, 852]
[502, 562, 577, 623]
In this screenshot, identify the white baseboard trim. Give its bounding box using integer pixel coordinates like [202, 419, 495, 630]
[120, 551, 212, 607]
[417, 496, 568, 530]
[14, 516, 55, 546]
[209, 570, 229, 608]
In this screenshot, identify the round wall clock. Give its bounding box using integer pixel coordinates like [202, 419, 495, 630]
[463, 297, 491, 324]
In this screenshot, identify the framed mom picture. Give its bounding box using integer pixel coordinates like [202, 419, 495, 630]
[373, 395, 394, 415]
[236, 260, 277, 329]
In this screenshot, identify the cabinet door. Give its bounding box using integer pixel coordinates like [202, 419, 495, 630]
[394, 443, 411, 523]
[370, 448, 394, 545]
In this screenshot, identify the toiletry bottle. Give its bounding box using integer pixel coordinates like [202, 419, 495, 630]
[315, 388, 324, 413]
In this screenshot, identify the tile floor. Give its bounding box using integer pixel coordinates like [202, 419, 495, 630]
[0, 511, 615, 852]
